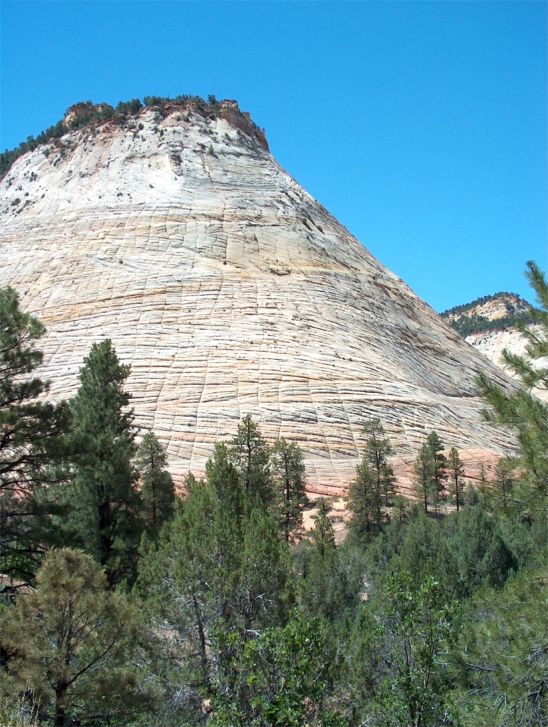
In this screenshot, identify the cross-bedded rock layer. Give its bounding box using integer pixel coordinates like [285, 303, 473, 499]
[0, 104, 515, 493]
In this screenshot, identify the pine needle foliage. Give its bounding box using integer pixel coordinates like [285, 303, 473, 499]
[413, 431, 447, 515]
[134, 432, 175, 539]
[66, 340, 142, 587]
[447, 447, 465, 512]
[0, 287, 69, 588]
[271, 438, 307, 542]
[0, 548, 149, 727]
[477, 260, 548, 516]
[228, 415, 273, 511]
[347, 419, 396, 542]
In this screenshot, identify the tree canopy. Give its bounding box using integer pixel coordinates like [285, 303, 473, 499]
[65, 340, 142, 587]
[0, 287, 69, 588]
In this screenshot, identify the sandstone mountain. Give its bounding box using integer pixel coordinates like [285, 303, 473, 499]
[0, 99, 516, 495]
[441, 291, 533, 337]
[440, 292, 546, 401]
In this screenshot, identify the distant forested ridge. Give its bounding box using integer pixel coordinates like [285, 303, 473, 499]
[441, 291, 536, 337]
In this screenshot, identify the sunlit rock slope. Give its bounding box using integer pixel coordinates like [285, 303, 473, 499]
[0, 100, 516, 494]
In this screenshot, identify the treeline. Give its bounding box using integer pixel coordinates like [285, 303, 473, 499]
[0, 94, 263, 179]
[447, 310, 536, 337]
[1, 262, 547, 726]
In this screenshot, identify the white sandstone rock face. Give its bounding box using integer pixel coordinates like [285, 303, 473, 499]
[467, 328, 531, 370]
[466, 326, 547, 402]
[0, 104, 516, 493]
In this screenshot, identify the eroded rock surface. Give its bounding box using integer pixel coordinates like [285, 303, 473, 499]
[0, 104, 516, 493]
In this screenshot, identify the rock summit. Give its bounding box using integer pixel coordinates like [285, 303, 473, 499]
[0, 99, 514, 493]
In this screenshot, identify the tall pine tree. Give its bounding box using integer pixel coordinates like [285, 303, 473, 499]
[413, 442, 433, 515]
[228, 415, 273, 510]
[271, 438, 307, 542]
[426, 431, 447, 513]
[347, 458, 376, 542]
[67, 340, 142, 587]
[347, 419, 396, 541]
[447, 447, 465, 512]
[0, 287, 69, 588]
[135, 432, 175, 539]
[493, 457, 515, 512]
[413, 431, 447, 515]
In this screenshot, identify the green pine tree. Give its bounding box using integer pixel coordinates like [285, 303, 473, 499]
[413, 442, 434, 515]
[347, 458, 376, 542]
[66, 340, 142, 587]
[0, 548, 150, 727]
[365, 419, 396, 507]
[207, 441, 246, 516]
[228, 415, 273, 510]
[453, 567, 548, 727]
[135, 432, 175, 539]
[413, 432, 447, 515]
[477, 260, 548, 516]
[136, 480, 218, 722]
[393, 512, 460, 598]
[301, 500, 352, 620]
[311, 499, 335, 557]
[271, 438, 307, 542]
[493, 457, 515, 512]
[453, 505, 517, 594]
[0, 287, 69, 588]
[477, 463, 490, 500]
[426, 431, 447, 513]
[347, 419, 396, 541]
[238, 509, 293, 630]
[447, 447, 465, 512]
[136, 444, 292, 724]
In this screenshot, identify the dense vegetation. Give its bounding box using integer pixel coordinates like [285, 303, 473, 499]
[446, 310, 536, 337]
[440, 292, 535, 337]
[0, 94, 265, 179]
[0, 262, 546, 726]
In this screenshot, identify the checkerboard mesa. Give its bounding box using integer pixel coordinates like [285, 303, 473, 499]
[0, 98, 516, 493]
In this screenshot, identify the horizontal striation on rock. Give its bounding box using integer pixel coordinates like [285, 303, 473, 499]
[0, 105, 516, 493]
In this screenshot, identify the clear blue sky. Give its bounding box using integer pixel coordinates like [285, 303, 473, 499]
[1, 0, 546, 311]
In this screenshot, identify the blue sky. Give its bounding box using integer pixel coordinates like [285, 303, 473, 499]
[1, 1, 546, 311]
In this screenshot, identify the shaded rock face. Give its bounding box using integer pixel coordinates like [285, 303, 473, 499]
[0, 104, 515, 493]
